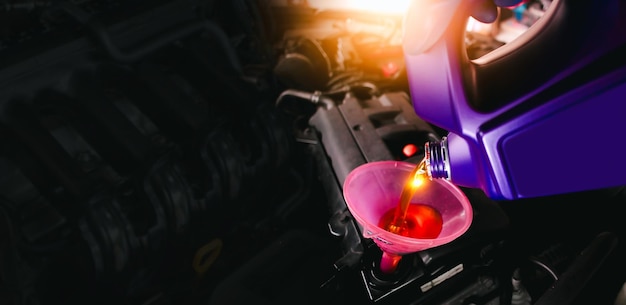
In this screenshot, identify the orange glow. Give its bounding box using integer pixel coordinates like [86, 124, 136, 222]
[308, 0, 412, 15]
[411, 174, 425, 188]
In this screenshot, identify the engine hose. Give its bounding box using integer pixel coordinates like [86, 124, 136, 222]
[227, 117, 271, 176]
[116, 179, 168, 257]
[193, 148, 224, 212]
[202, 128, 245, 201]
[80, 194, 136, 278]
[143, 155, 194, 235]
[56, 1, 243, 71]
[1, 1, 51, 11]
[275, 89, 334, 110]
[254, 105, 292, 170]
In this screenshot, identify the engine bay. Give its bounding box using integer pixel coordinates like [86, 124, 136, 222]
[1, 1, 625, 305]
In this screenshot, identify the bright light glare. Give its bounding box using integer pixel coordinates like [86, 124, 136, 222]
[411, 175, 425, 188]
[466, 16, 494, 35]
[308, 0, 412, 15]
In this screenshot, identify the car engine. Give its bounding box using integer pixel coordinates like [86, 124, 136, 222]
[1, 1, 625, 305]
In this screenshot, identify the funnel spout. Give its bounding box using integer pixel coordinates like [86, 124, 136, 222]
[380, 252, 403, 274]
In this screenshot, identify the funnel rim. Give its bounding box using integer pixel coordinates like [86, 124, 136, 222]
[342, 161, 473, 252]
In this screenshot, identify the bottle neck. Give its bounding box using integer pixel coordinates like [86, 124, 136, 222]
[425, 137, 450, 179]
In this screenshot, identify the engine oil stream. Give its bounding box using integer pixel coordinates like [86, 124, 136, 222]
[386, 159, 426, 233]
[381, 158, 442, 239]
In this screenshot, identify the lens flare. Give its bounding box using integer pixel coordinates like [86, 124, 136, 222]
[411, 175, 425, 188]
[308, 0, 412, 15]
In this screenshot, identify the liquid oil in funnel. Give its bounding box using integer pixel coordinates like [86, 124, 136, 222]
[382, 158, 443, 239]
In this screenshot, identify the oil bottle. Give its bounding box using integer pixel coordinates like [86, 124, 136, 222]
[403, 0, 626, 199]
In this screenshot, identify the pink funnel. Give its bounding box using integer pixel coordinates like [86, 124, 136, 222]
[343, 161, 473, 274]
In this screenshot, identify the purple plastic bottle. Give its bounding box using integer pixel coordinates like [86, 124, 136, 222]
[403, 0, 626, 200]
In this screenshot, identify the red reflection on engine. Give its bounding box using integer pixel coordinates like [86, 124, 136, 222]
[402, 143, 418, 158]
